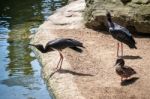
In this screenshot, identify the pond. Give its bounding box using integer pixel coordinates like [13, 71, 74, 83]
[0, 0, 68, 99]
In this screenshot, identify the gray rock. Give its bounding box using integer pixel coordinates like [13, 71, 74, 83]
[84, 0, 150, 33]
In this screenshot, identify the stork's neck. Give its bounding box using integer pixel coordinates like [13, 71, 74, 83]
[39, 46, 47, 53]
[40, 48, 53, 53]
[106, 12, 115, 29]
[34, 45, 47, 53]
[44, 46, 54, 53]
[107, 17, 115, 29]
[107, 17, 112, 23]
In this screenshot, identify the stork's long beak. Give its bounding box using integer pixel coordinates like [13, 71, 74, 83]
[28, 44, 35, 46]
[106, 10, 111, 17]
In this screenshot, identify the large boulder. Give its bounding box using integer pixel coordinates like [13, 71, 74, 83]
[84, 0, 150, 33]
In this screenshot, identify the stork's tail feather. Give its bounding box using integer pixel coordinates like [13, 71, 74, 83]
[80, 45, 85, 48]
[69, 47, 83, 53]
[129, 45, 137, 49]
[133, 70, 137, 74]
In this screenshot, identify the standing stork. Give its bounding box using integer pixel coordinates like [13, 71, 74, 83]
[29, 38, 85, 70]
[106, 11, 137, 57]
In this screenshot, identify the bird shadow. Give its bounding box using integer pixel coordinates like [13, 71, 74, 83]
[46, 70, 58, 81]
[121, 77, 139, 86]
[46, 69, 94, 81]
[122, 55, 142, 60]
[135, 32, 150, 38]
[57, 69, 94, 76]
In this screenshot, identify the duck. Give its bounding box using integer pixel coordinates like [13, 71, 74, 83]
[114, 58, 136, 81]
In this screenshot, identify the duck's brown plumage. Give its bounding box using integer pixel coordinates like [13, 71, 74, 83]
[116, 65, 136, 78]
[115, 58, 136, 81]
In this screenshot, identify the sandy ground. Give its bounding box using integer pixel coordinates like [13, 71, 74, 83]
[52, 29, 150, 99]
[31, 0, 150, 99]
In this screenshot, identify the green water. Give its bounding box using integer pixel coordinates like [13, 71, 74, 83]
[0, 0, 67, 99]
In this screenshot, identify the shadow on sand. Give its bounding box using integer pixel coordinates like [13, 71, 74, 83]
[121, 77, 139, 86]
[122, 55, 142, 60]
[47, 69, 94, 81]
[57, 69, 94, 76]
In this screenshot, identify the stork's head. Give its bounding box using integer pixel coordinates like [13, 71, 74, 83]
[115, 57, 125, 67]
[106, 10, 113, 24]
[106, 10, 111, 18]
[28, 44, 45, 53]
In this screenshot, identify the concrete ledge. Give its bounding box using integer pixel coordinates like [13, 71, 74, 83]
[30, 0, 86, 99]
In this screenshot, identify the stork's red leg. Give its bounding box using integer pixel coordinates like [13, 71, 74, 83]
[121, 43, 123, 56]
[59, 53, 64, 70]
[56, 54, 62, 70]
[117, 43, 119, 57]
[56, 51, 63, 70]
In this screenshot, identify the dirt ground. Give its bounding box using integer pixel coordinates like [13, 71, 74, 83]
[32, 28, 150, 99]
[51, 28, 150, 99]
[31, 0, 150, 98]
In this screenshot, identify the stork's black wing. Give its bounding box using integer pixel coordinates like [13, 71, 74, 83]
[45, 38, 85, 50]
[44, 38, 61, 51]
[110, 23, 137, 49]
[66, 38, 85, 48]
[114, 23, 132, 37]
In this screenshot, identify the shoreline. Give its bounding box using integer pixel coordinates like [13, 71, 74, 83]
[30, 0, 86, 98]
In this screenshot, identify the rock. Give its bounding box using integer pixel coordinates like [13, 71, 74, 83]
[132, 0, 150, 4]
[84, 0, 150, 33]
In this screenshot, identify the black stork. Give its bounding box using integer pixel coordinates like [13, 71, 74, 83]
[29, 38, 85, 70]
[106, 11, 137, 57]
[115, 58, 136, 81]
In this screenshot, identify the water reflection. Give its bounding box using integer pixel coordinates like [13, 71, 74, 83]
[7, 45, 34, 77]
[0, 0, 68, 99]
[0, 18, 10, 80]
[7, 23, 35, 77]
